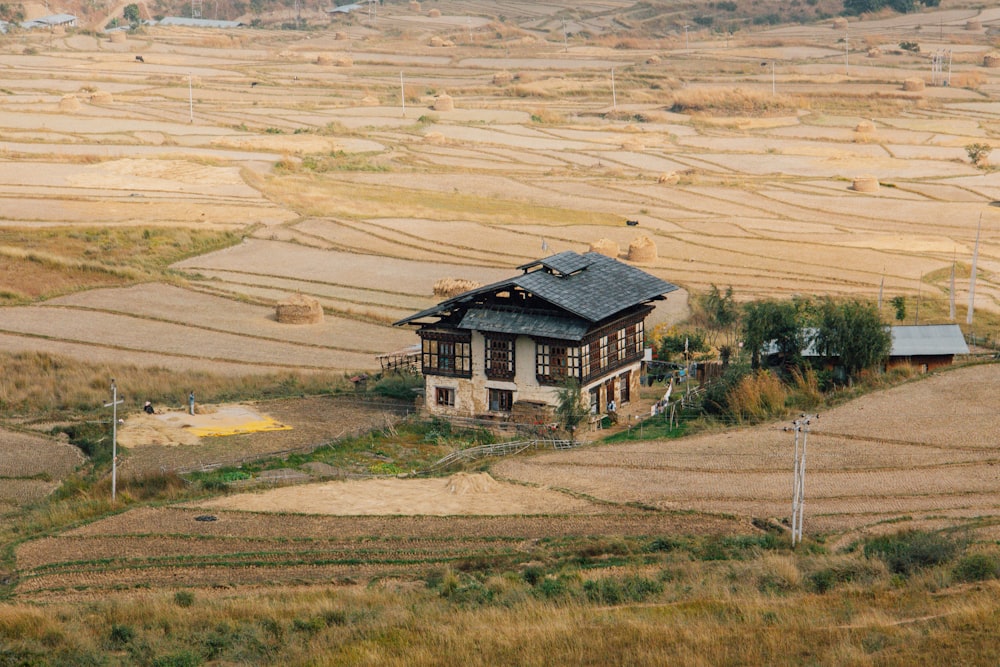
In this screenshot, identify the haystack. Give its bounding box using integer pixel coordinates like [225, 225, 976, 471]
[621, 138, 645, 151]
[90, 90, 114, 104]
[316, 53, 334, 65]
[433, 277, 481, 298]
[984, 53, 1000, 68]
[851, 176, 879, 193]
[646, 54, 661, 64]
[276, 294, 323, 324]
[657, 171, 680, 185]
[589, 238, 620, 258]
[334, 31, 348, 40]
[832, 17, 848, 30]
[409, 0, 420, 11]
[433, 93, 454, 111]
[902, 77, 925, 92]
[336, 56, 353, 67]
[109, 31, 126, 43]
[627, 236, 657, 263]
[428, 8, 441, 17]
[424, 131, 446, 144]
[58, 94, 81, 112]
[360, 95, 379, 106]
[429, 35, 445, 47]
[855, 119, 875, 133]
[966, 20, 982, 31]
[493, 70, 513, 85]
[867, 46, 881, 58]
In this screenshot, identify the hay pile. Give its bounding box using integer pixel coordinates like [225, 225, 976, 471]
[657, 171, 680, 185]
[424, 131, 446, 144]
[446, 472, 499, 495]
[621, 138, 645, 151]
[493, 70, 513, 85]
[589, 238, 620, 258]
[627, 236, 657, 263]
[109, 31, 126, 43]
[316, 53, 334, 65]
[855, 119, 875, 133]
[832, 17, 848, 30]
[434, 278, 481, 298]
[334, 31, 348, 40]
[90, 90, 114, 104]
[966, 20, 982, 31]
[275, 294, 323, 324]
[646, 55, 661, 64]
[851, 176, 879, 193]
[902, 78, 925, 92]
[984, 53, 1000, 68]
[336, 56, 353, 67]
[58, 95, 81, 112]
[360, 95, 379, 106]
[867, 46, 881, 58]
[409, 0, 420, 10]
[433, 93, 454, 111]
[428, 8, 441, 17]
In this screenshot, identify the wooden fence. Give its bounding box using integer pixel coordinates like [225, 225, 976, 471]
[425, 438, 579, 473]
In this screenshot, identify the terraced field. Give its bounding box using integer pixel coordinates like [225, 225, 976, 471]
[1, 2, 999, 375]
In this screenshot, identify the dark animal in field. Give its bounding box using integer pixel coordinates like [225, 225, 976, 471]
[135, 55, 144, 63]
[626, 219, 639, 226]
[251, 81, 259, 87]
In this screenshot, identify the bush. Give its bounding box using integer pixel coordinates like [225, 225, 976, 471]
[583, 575, 662, 604]
[372, 373, 421, 400]
[174, 590, 195, 608]
[952, 553, 999, 583]
[863, 530, 963, 576]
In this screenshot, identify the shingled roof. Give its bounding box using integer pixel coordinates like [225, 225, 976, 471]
[395, 251, 677, 329]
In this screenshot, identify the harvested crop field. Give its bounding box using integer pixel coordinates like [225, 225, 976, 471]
[0, 5, 999, 376]
[14, 505, 744, 601]
[0, 428, 84, 514]
[494, 364, 1000, 535]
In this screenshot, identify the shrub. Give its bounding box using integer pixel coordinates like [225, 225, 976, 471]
[108, 623, 135, 647]
[152, 651, 200, 667]
[174, 590, 195, 608]
[952, 553, 999, 583]
[725, 371, 788, 424]
[584, 575, 662, 604]
[863, 530, 963, 576]
[965, 143, 992, 166]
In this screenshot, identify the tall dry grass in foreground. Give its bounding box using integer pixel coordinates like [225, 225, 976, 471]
[0, 564, 996, 666]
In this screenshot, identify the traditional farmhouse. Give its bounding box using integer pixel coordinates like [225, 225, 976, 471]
[394, 251, 678, 420]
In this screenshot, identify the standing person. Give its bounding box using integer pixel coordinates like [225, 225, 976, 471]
[188, 391, 195, 416]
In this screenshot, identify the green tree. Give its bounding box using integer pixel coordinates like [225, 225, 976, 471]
[123, 3, 140, 24]
[741, 300, 802, 370]
[890, 296, 906, 322]
[812, 299, 891, 382]
[696, 284, 739, 349]
[554, 378, 588, 445]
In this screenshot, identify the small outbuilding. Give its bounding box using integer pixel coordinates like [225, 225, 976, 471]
[886, 324, 969, 372]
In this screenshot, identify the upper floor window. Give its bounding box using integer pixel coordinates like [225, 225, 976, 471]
[421, 333, 471, 378]
[485, 336, 515, 379]
[536, 342, 580, 385]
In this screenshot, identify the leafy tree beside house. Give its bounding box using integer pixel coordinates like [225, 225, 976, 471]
[812, 299, 891, 383]
[555, 378, 588, 445]
[741, 299, 803, 371]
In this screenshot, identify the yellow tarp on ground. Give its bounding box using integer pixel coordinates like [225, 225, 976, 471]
[188, 417, 292, 438]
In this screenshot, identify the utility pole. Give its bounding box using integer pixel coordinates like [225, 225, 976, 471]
[790, 414, 815, 547]
[611, 67, 616, 110]
[104, 380, 124, 503]
[684, 25, 690, 50]
[400, 71, 405, 117]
